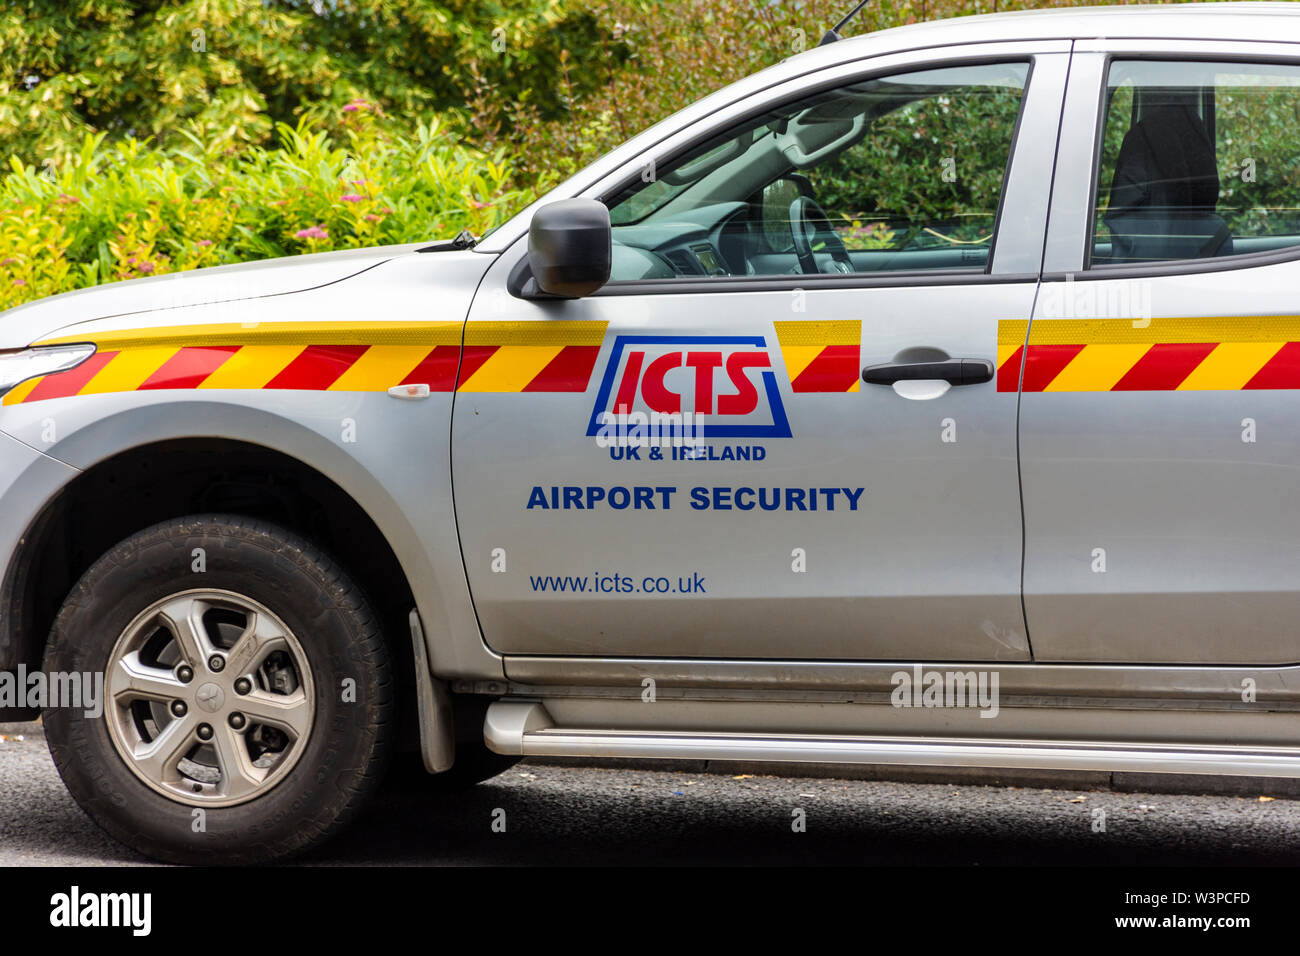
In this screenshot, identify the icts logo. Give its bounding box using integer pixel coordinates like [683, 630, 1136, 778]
[586, 335, 791, 440]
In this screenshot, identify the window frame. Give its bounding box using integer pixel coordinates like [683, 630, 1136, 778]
[578, 48, 1061, 297]
[1068, 47, 1300, 281]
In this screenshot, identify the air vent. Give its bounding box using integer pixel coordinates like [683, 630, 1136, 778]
[663, 250, 703, 275]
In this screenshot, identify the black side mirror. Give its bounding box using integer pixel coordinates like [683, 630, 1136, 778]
[524, 199, 611, 298]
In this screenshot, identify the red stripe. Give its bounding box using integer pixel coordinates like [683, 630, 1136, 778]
[522, 345, 600, 392]
[791, 344, 859, 392]
[21, 350, 119, 403]
[399, 345, 462, 391]
[139, 345, 240, 390]
[997, 346, 1023, 392]
[453, 346, 499, 390]
[1112, 343, 1216, 391]
[1020, 344, 1086, 392]
[264, 345, 368, 390]
[1244, 341, 1300, 389]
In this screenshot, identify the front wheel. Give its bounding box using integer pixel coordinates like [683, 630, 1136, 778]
[43, 514, 394, 865]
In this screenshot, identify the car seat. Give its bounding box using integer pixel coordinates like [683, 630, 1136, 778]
[1102, 103, 1233, 263]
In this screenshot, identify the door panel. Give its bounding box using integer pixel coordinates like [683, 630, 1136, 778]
[452, 51, 1066, 662]
[454, 276, 1035, 660]
[1024, 47, 1300, 664]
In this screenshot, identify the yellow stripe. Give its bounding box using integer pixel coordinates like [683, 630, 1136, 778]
[1043, 343, 1152, 393]
[38, 321, 464, 351]
[328, 345, 432, 392]
[1023, 316, 1300, 346]
[773, 320, 860, 347]
[3, 377, 42, 406]
[459, 346, 563, 392]
[996, 343, 1021, 368]
[78, 347, 177, 395]
[999, 319, 1029, 346]
[780, 345, 824, 385]
[197, 345, 305, 390]
[463, 321, 607, 347]
[1176, 342, 1284, 391]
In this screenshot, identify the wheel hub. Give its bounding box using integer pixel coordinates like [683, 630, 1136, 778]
[103, 589, 315, 808]
[195, 682, 225, 713]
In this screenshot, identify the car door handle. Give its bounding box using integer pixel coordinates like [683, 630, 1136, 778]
[861, 358, 994, 387]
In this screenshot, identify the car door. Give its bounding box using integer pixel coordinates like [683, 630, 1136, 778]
[454, 43, 1069, 662]
[1021, 42, 1300, 664]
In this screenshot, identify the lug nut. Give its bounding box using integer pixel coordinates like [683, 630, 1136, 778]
[176, 665, 194, 684]
[208, 654, 225, 672]
[233, 677, 251, 695]
[170, 700, 187, 718]
[228, 712, 246, 730]
[197, 723, 213, 741]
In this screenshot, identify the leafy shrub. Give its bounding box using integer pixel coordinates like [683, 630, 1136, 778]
[2, 0, 634, 169]
[0, 108, 525, 310]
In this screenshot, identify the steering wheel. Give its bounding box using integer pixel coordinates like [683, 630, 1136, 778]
[789, 195, 854, 275]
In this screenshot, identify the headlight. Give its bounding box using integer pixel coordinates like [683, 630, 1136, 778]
[0, 344, 97, 398]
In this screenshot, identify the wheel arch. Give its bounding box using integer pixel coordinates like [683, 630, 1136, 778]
[0, 434, 444, 754]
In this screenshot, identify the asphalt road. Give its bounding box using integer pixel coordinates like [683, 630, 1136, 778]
[3, 724, 1300, 865]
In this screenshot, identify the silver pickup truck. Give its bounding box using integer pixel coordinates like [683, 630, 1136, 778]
[5, 2, 1300, 864]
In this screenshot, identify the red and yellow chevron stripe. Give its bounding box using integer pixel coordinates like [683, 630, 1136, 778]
[4, 320, 610, 405]
[773, 320, 861, 393]
[998, 316, 1300, 392]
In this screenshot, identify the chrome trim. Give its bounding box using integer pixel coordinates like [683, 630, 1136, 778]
[501, 656, 1297, 702]
[512, 728, 1300, 778]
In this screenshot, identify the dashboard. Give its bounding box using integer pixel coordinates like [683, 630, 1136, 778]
[609, 201, 782, 281]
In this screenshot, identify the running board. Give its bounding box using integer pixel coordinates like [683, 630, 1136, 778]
[484, 701, 1300, 778]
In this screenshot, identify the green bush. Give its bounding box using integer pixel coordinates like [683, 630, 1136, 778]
[2, 0, 635, 168]
[0, 108, 526, 311]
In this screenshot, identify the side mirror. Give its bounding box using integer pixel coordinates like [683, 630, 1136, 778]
[525, 199, 611, 298]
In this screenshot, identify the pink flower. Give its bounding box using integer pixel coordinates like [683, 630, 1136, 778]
[340, 193, 365, 202]
[468, 199, 490, 210]
[295, 225, 329, 240]
[13, 279, 25, 286]
[342, 99, 370, 113]
[364, 214, 380, 222]
[196, 239, 213, 247]
[137, 262, 155, 273]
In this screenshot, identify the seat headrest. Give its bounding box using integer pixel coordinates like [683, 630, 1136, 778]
[1106, 104, 1220, 217]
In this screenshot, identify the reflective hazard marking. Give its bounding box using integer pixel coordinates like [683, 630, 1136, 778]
[997, 317, 1300, 392]
[773, 320, 861, 393]
[7, 320, 611, 404]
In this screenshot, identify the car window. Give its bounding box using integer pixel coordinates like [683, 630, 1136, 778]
[1090, 59, 1300, 268]
[604, 62, 1029, 282]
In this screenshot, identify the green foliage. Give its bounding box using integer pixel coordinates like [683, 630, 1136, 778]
[1, 0, 633, 168]
[809, 81, 1026, 246]
[0, 109, 525, 310]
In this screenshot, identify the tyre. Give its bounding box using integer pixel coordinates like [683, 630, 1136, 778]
[43, 514, 393, 865]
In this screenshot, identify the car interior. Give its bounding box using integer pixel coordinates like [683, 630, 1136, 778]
[603, 63, 1028, 281]
[1094, 87, 1235, 265]
[1093, 62, 1300, 268]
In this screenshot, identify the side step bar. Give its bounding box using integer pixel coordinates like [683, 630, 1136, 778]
[484, 701, 1300, 778]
